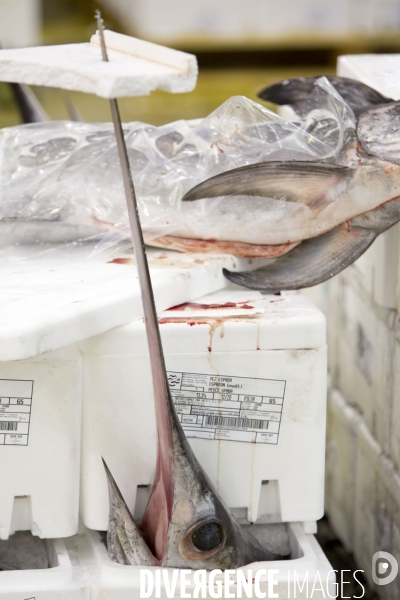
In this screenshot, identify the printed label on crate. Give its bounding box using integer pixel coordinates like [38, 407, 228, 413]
[0, 379, 33, 446]
[167, 371, 285, 444]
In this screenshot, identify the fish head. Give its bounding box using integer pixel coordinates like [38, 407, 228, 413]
[104, 385, 276, 569]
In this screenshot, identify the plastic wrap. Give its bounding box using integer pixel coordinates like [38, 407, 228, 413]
[0, 78, 356, 256]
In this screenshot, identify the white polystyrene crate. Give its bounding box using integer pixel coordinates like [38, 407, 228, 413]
[390, 316, 400, 474]
[325, 388, 360, 551]
[349, 0, 400, 34]
[79, 524, 336, 600]
[325, 389, 400, 598]
[0, 537, 89, 600]
[337, 51, 400, 308]
[354, 422, 400, 599]
[325, 276, 343, 381]
[0, 346, 82, 540]
[0, 247, 261, 362]
[79, 288, 327, 530]
[121, 0, 244, 41]
[0, 0, 40, 48]
[244, 0, 351, 36]
[333, 273, 395, 455]
[337, 53, 400, 310]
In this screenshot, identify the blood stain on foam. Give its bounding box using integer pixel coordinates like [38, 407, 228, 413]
[107, 257, 133, 265]
[168, 301, 254, 311]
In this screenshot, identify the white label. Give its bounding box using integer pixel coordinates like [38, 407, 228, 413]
[167, 371, 285, 444]
[0, 379, 33, 446]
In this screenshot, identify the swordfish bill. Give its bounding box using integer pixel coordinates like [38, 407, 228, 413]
[95, 12, 276, 569]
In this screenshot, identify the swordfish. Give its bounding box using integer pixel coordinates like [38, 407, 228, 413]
[92, 12, 280, 569]
[180, 98, 400, 290]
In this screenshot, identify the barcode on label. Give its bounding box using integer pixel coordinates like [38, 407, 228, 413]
[0, 422, 18, 431]
[204, 416, 269, 430]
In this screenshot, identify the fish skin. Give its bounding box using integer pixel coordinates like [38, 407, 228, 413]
[357, 102, 400, 164]
[258, 76, 392, 117]
[222, 196, 400, 292]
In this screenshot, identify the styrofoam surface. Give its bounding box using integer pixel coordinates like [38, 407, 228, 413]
[390, 316, 400, 473]
[0, 0, 41, 48]
[79, 289, 327, 529]
[106, 0, 351, 41]
[354, 422, 400, 599]
[337, 55, 400, 310]
[0, 30, 197, 98]
[325, 387, 400, 599]
[0, 248, 264, 362]
[0, 537, 89, 599]
[123, 0, 244, 41]
[338, 54, 400, 101]
[332, 272, 395, 455]
[0, 345, 82, 540]
[325, 388, 360, 551]
[80, 524, 336, 599]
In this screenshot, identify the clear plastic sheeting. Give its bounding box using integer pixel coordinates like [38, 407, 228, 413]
[0, 79, 356, 255]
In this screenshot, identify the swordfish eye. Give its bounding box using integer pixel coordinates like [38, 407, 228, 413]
[192, 522, 222, 551]
[179, 518, 225, 562]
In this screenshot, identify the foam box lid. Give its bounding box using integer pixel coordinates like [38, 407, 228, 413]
[0, 248, 269, 362]
[337, 54, 400, 100]
[78, 288, 327, 354]
[0, 30, 198, 98]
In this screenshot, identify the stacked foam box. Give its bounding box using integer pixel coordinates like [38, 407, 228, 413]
[0, 240, 335, 597]
[99, 0, 400, 41]
[324, 265, 400, 598]
[324, 45, 400, 588]
[99, 0, 352, 42]
[0, 0, 41, 48]
[326, 389, 400, 599]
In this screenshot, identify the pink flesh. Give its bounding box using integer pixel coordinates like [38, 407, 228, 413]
[169, 301, 253, 310]
[139, 373, 175, 561]
[148, 235, 300, 258]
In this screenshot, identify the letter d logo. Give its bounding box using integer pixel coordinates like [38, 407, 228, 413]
[372, 551, 398, 586]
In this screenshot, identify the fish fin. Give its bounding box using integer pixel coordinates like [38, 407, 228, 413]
[102, 458, 156, 566]
[9, 83, 49, 123]
[182, 161, 352, 205]
[258, 76, 391, 114]
[352, 196, 400, 233]
[223, 225, 377, 292]
[258, 77, 320, 104]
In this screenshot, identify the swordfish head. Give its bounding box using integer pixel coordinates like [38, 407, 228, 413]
[104, 373, 276, 569]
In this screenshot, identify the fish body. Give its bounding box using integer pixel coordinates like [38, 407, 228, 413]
[181, 159, 400, 245]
